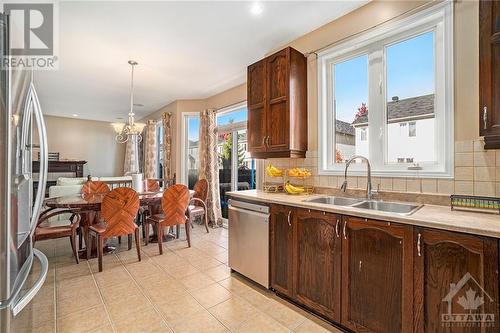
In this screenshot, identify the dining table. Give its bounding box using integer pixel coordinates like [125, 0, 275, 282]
[44, 189, 195, 259]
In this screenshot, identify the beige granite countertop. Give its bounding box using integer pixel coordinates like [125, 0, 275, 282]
[227, 190, 500, 238]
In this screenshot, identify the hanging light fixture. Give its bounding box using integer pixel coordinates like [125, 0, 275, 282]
[111, 60, 146, 143]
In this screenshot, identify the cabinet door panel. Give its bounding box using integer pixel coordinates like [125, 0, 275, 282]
[295, 210, 341, 322]
[267, 50, 288, 101]
[414, 228, 499, 333]
[342, 217, 413, 333]
[248, 60, 266, 108]
[247, 106, 267, 153]
[270, 205, 294, 297]
[479, 0, 500, 146]
[267, 101, 290, 151]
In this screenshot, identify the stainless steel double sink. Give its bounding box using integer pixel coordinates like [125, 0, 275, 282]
[303, 196, 423, 216]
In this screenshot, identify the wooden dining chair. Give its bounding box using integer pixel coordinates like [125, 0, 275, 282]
[139, 179, 161, 238]
[87, 187, 141, 272]
[144, 184, 190, 254]
[81, 181, 110, 195]
[34, 208, 81, 264]
[187, 179, 209, 233]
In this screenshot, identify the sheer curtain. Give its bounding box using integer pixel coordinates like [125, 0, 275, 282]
[199, 109, 222, 227]
[143, 120, 158, 179]
[162, 112, 173, 179]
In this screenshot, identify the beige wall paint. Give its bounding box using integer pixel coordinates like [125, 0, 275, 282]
[140, 85, 246, 182]
[34, 115, 126, 177]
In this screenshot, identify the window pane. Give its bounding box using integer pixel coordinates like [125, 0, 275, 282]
[386, 32, 435, 164]
[217, 107, 247, 126]
[333, 54, 368, 163]
[187, 116, 200, 189]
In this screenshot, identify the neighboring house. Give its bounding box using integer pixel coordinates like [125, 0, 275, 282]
[335, 119, 356, 162]
[351, 94, 435, 163]
[187, 139, 199, 169]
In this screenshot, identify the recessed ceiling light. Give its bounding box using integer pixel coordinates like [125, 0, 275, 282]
[72, 114, 78, 117]
[250, 2, 263, 16]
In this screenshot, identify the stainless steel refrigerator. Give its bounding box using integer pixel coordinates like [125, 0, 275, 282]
[0, 13, 49, 332]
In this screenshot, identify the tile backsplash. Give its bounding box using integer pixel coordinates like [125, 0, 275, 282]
[265, 139, 500, 197]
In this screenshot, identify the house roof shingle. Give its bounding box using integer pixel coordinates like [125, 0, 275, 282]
[336, 119, 355, 136]
[351, 94, 435, 126]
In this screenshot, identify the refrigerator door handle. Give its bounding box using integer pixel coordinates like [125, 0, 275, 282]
[29, 83, 48, 232]
[19, 94, 33, 180]
[11, 249, 48, 316]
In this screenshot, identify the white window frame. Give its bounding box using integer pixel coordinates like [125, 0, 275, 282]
[180, 112, 200, 186]
[318, 1, 454, 178]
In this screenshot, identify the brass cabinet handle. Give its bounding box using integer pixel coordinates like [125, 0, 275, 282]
[417, 233, 422, 257]
[287, 210, 292, 226]
[335, 217, 340, 238]
[266, 136, 271, 147]
[343, 220, 347, 239]
[483, 107, 488, 130]
[262, 136, 267, 147]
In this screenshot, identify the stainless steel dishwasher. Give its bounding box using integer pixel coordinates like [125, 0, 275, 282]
[228, 199, 270, 288]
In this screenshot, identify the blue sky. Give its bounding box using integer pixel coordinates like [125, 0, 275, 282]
[334, 31, 434, 123]
[188, 108, 247, 140]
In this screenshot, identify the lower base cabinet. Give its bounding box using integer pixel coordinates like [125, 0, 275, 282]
[295, 209, 342, 322]
[269, 205, 500, 333]
[414, 228, 499, 333]
[341, 216, 413, 333]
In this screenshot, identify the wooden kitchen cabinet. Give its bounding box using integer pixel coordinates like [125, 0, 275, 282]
[341, 216, 414, 333]
[270, 204, 295, 297]
[414, 228, 499, 333]
[247, 47, 307, 158]
[479, 0, 500, 148]
[294, 209, 342, 322]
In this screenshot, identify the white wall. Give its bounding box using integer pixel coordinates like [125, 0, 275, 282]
[387, 118, 435, 163]
[33, 115, 125, 176]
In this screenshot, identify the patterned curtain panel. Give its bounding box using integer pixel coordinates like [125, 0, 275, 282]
[143, 120, 158, 179]
[123, 135, 140, 175]
[199, 109, 223, 227]
[162, 112, 173, 179]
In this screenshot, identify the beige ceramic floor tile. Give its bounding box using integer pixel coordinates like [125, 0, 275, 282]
[204, 265, 231, 282]
[13, 301, 55, 329]
[208, 297, 258, 331]
[235, 312, 290, 333]
[144, 283, 188, 304]
[189, 257, 223, 271]
[113, 308, 171, 333]
[168, 310, 229, 333]
[165, 262, 200, 279]
[190, 283, 232, 308]
[86, 324, 115, 333]
[99, 279, 142, 303]
[218, 277, 252, 296]
[105, 292, 154, 322]
[180, 271, 216, 291]
[57, 287, 102, 317]
[11, 318, 55, 333]
[94, 266, 133, 288]
[263, 299, 308, 330]
[155, 293, 206, 323]
[238, 286, 273, 309]
[126, 260, 162, 279]
[294, 317, 343, 333]
[57, 305, 110, 333]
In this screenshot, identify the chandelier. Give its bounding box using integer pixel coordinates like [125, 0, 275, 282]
[111, 60, 146, 143]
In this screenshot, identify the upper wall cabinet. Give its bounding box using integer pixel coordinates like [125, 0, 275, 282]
[479, 0, 500, 148]
[247, 47, 307, 158]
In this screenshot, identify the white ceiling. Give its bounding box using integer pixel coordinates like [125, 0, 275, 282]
[36, 1, 367, 122]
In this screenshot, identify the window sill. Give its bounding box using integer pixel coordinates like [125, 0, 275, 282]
[318, 168, 454, 179]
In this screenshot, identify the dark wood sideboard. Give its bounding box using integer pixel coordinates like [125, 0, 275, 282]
[33, 160, 87, 197]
